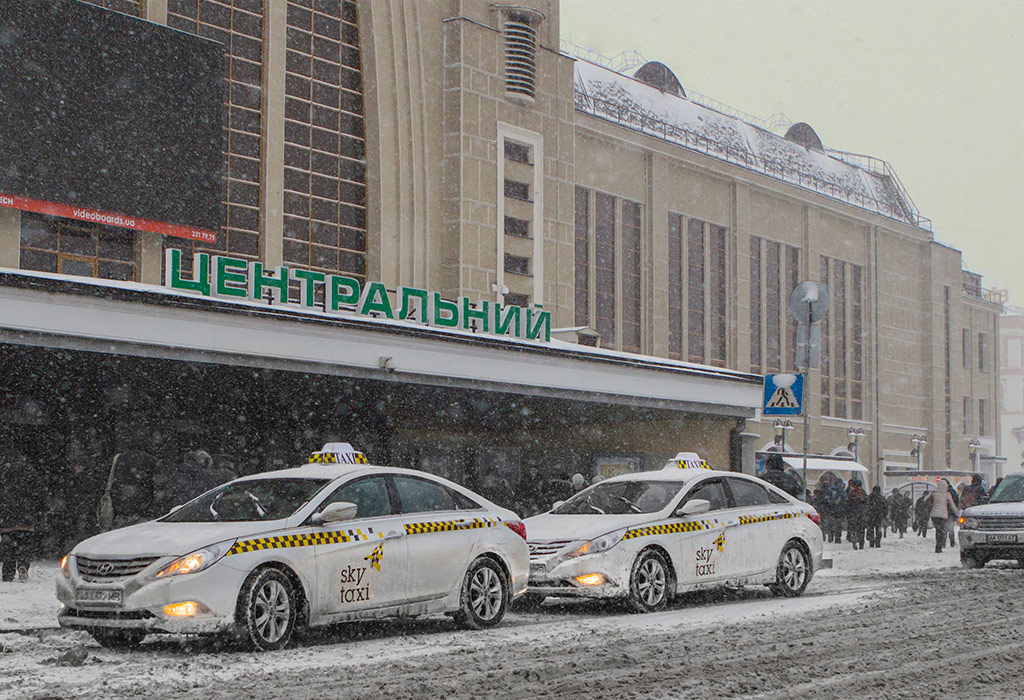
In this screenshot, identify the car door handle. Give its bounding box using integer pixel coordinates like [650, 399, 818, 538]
[384, 530, 405, 540]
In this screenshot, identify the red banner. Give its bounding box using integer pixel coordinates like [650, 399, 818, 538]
[0, 194, 217, 243]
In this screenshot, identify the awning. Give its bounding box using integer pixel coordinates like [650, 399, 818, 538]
[780, 456, 869, 476]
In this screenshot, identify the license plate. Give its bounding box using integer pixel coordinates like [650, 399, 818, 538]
[75, 588, 123, 605]
[987, 534, 1018, 544]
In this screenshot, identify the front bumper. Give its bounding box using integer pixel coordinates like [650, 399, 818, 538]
[55, 559, 247, 635]
[526, 550, 632, 599]
[959, 529, 1024, 561]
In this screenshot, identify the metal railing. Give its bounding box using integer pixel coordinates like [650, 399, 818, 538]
[575, 91, 930, 229]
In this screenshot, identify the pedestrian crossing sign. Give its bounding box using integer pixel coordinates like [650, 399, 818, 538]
[763, 373, 804, 416]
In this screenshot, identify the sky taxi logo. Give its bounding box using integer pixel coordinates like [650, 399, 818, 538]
[163, 248, 552, 343]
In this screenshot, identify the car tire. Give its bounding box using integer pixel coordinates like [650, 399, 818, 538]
[513, 592, 547, 612]
[772, 541, 811, 597]
[236, 567, 297, 651]
[961, 553, 985, 569]
[91, 628, 146, 650]
[453, 557, 509, 630]
[627, 549, 671, 613]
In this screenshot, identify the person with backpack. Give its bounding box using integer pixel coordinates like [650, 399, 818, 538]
[866, 485, 887, 548]
[845, 479, 867, 550]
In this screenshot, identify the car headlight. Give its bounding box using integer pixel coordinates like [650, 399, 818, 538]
[565, 528, 628, 559]
[60, 554, 73, 578]
[960, 516, 980, 530]
[154, 540, 235, 579]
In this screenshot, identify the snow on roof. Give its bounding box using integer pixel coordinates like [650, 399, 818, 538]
[573, 59, 919, 227]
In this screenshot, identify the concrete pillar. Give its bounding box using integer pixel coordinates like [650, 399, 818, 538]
[137, 231, 163, 284]
[141, 0, 167, 24]
[0, 208, 21, 269]
[260, 1, 287, 266]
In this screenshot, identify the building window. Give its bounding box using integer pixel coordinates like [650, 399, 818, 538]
[504, 292, 529, 307]
[505, 216, 530, 238]
[669, 215, 684, 360]
[765, 240, 781, 372]
[978, 332, 986, 371]
[594, 193, 616, 346]
[686, 219, 705, 363]
[709, 225, 727, 366]
[574, 187, 590, 328]
[785, 245, 799, 371]
[504, 141, 531, 164]
[501, 11, 538, 104]
[820, 255, 863, 418]
[749, 236, 762, 372]
[504, 179, 530, 201]
[963, 396, 971, 434]
[979, 398, 987, 436]
[20, 213, 136, 281]
[621, 201, 642, 353]
[962, 328, 970, 368]
[504, 254, 530, 276]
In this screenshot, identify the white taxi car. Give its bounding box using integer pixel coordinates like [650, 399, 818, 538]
[57, 444, 529, 651]
[523, 453, 823, 612]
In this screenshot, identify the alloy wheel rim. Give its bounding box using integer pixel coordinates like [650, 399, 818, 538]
[470, 566, 503, 620]
[637, 558, 666, 606]
[782, 548, 807, 590]
[254, 579, 290, 642]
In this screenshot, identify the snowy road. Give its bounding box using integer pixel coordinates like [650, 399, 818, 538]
[2, 538, 1022, 699]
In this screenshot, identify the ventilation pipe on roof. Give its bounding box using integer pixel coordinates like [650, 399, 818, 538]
[493, 5, 546, 104]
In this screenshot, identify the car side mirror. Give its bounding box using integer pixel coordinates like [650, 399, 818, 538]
[167, 504, 183, 515]
[552, 500, 564, 510]
[312, 501, 357, 526]
[676, 498, 711, 517]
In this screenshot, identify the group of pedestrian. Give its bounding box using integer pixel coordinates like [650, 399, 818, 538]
[0, 437, 235, 583]
[914, 474, 991, 553]
[811, 476, 918, 551]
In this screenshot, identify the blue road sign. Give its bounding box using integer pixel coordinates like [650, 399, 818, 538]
[763, 374, 804, 416]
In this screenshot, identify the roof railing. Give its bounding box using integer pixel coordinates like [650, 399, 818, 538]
[826, 149, 931, 231]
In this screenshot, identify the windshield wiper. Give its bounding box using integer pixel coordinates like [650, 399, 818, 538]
[209, 491, 223, 521]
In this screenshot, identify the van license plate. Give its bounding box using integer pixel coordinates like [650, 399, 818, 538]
[987, 534, 1017, 544]
[76, 589, 123, 605]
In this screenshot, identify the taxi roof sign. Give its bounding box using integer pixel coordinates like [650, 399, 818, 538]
[307, 443, 368, 465]
[664, 452, 711, 470]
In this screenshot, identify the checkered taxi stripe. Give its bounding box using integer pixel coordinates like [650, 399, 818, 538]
[307, 451, 368, 464]
[624, 520, 712, 539]
[405, 517, 502, 535]
[226, 527, 382, 556]
[672, 459, 712, 470]
[737, 512, 801, 526]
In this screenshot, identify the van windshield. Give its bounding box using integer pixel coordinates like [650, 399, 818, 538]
[163, 478, 330, 522]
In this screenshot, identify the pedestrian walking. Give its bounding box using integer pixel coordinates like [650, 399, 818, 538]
[0, 454, 45, 582]
[914, 492, 931, 537]
[943, 479, 959, 547]
[960, 474, 988, 510]
[890, 490, 911, 538]
[925, 481, 958, 553]
[866, 485, 886, 548]
[845, 479, 867, 550]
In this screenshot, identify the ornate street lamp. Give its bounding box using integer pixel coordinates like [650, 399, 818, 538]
[773, 418, 793, 448]
[967, 438, 982, 473]
[847, 427, 866, 462]
[911, 434, 928, 471]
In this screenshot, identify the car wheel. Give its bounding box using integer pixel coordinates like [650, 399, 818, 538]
[91, 628, 146, 650]
[627, 549, 671, 613]
[772, 541, 811, 597]
[236, 567, 297, 651]
[513, 592, 547, 612]
[961, 553, 985, 569]
[453, 557, 509, 630]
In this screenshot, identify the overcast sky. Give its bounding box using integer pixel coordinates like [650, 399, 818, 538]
[561, 0, 1024, 304]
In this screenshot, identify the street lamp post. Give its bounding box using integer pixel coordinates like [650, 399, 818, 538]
[847, 427, 865, 462]
[773, 419, 793, 448]
[911, 434, 927, 471]
[968, 438, 982, 473]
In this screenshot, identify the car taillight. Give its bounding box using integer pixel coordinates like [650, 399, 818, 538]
[807, 512, 821, 526]
[506, 520, 527, 540]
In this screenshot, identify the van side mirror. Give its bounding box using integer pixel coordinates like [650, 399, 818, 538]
[675, 498, 711, 517]
[312, 501, 357, 526]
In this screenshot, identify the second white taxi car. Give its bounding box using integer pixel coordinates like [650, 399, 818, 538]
[524, 453, 824, 611]
[57, 444, 529, 650]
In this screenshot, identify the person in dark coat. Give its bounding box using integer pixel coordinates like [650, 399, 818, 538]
[761, 454, 803, 499]
[914, 492, 931, 537]
[53, 438, 107, 550]
[889, 490, 911, 538]
[960, 474, 988, 510]
[516, 465, 546, 517]
[108, 441, 161, 530]
[164, 449, 222, 511]
[943, 479, 960, 547]
[866, 485, 887, 548]
[0, 454, 46, 582]
[844, 479, 867, 550]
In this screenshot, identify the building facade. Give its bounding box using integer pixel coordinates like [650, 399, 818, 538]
[999, 305, 1024, 474]
[0, 0, 1003, 524]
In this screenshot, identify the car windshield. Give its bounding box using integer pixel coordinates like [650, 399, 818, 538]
[163, 478, 330, 522]
[988, 475, 1024, 504]
[553, 480, 683, 515]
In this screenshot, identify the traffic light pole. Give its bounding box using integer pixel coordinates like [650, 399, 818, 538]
[802, 300, 811, 500]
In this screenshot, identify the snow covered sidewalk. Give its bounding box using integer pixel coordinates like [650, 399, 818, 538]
[0, 561, 61, 632]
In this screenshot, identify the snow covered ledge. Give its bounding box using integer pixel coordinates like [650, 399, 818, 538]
[0, 270, 761, 417]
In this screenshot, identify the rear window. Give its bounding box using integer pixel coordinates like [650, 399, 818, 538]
[164, 478, 329, 522]
[553, 481, 683, 515]
[394, 476, 481, 514]
[727, 478, 772, 508]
